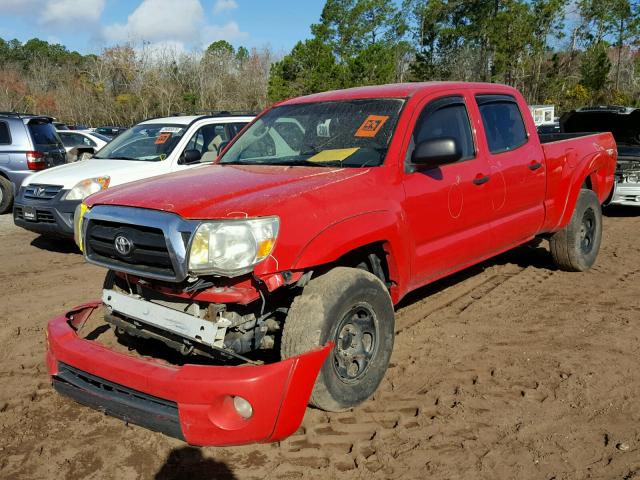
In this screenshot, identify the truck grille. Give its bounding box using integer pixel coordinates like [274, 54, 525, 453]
[85, 220, 176, 278]
[23, 184, 63, 200]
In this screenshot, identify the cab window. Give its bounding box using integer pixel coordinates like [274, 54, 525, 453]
[412, 96, 475, 161]
[476, 95, 528, 154]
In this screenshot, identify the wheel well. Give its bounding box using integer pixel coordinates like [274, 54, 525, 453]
[333, 242, 392, 288]
[582, 176, 593, 190]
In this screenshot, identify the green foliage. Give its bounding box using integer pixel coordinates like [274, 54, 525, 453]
[580, 42, 612, 93]
[268, 38, 343, 100]
[206, 40, 234, 56]
[268, 0, 407, 101]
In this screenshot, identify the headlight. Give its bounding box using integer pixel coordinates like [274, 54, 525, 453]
[188, 217, 279, 276]
[73, 202, 90, 251]
[64, 176, 110, 201]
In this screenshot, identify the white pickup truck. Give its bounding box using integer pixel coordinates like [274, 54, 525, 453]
[13, 114, 253, 238]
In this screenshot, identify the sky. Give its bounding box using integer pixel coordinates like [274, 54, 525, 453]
[0, 0, 326, 55]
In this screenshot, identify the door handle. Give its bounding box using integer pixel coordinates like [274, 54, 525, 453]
[528, 161, 543, 171]
[473, 174, 490, 186]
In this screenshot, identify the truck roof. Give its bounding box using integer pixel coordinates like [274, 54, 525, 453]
[280, 81, 517, 105]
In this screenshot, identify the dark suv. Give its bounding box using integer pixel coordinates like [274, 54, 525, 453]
[0, 113, 66, 213]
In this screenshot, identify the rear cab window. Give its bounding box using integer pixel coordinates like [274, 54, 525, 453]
[476, 95, 528, 154]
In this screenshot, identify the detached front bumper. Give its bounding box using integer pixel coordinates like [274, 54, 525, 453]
[46, 302, 330, 446]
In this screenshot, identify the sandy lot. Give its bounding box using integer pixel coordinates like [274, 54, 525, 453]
[1, 208, 640, 480]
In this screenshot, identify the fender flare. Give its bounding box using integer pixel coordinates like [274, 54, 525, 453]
[292, 210, 410, 303]
[555, 151, 613, 231]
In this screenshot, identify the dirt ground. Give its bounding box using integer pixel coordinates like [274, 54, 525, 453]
[1, 208, 640, 480]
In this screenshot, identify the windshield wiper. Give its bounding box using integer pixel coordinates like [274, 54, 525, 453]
[106, 156, 139, 160]
[267, 159, 345, 167]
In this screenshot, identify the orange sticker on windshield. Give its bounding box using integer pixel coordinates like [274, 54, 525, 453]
[155, 132, 171, 144]
[355, 115, 389, 138]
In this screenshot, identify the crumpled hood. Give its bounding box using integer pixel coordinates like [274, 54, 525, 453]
[561, 108, 640, 146]
[22, 158, 164, 190]
[86, 164, 370, 219]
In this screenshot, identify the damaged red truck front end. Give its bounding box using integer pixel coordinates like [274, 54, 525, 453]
[46, 302, 330, 446]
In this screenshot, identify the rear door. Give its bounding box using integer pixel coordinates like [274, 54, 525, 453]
[402, 94, 495, 286]
[473, 94, 546, 250]
[27, 119, 67, 166]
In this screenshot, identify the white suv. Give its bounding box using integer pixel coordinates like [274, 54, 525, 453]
[14, 114, 253, 238]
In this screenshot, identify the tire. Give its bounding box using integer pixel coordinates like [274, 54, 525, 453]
[549, 189, 602, 272]
[281, 267, 395, 411]
[0, 176, 13, 214]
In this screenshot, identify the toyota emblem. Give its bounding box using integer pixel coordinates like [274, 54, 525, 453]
[114, 234, 133, 256]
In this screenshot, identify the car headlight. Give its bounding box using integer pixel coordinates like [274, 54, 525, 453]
[188, 217, 279, 276]
[73, 202, 90, 251]
[64, 176, 110, 201]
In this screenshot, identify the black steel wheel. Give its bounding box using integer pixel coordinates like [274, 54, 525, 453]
[550, 188, 602, 272]
[281, 267, 395, 411]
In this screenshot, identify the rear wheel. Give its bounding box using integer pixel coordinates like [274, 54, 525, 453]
[549, 189, 602, 271]
[0, 176, 13, 214]
[281, 267, 395, 411]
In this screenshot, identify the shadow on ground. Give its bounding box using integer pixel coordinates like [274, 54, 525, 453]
[154, 447, 237, 480]
[397, 239, 554, 310]
[603, 205, 640, 218]
[30, 235, 80, 254]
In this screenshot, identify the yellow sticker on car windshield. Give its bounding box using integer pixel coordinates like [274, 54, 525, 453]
[307, 148, 360, 163]
[355, 115, 389, 138]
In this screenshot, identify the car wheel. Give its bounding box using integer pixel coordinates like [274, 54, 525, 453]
[549, 189, 602, 272]
[0, 176, 14, 214]
[281, 267, 395, 411]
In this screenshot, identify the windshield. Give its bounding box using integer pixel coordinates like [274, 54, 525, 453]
[219, 99, 404, 168]
[93, 124, 186, 161]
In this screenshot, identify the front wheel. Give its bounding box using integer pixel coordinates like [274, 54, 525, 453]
[549, 189, 602, 272]
[281, 267, 395, 412]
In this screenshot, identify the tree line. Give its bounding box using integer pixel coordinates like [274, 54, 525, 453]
[0, 38, 273, 126]
[269, 0, 640, 112]
[0, 0, 638, 126]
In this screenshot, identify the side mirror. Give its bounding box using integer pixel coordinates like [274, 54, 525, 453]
[412, 138, 462, 168]
[181, 149, 202, 164]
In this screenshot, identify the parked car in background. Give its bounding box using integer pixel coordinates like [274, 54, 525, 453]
[57, 130, 110, 161]
[13, 113, 253, 237]
[53, 122, 69, 130]
[94, 126, 127, 139]
[0, 112, 66, 214]
[67, 124, 90, 131]
[561, 106, 640, 207]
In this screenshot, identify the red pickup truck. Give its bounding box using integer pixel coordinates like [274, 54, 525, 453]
[47, 82, 616, 446]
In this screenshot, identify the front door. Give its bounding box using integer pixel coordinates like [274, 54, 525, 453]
[402, 95, 496, 288]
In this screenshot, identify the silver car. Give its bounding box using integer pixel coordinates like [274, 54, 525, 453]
[0, 113, 66, 213]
